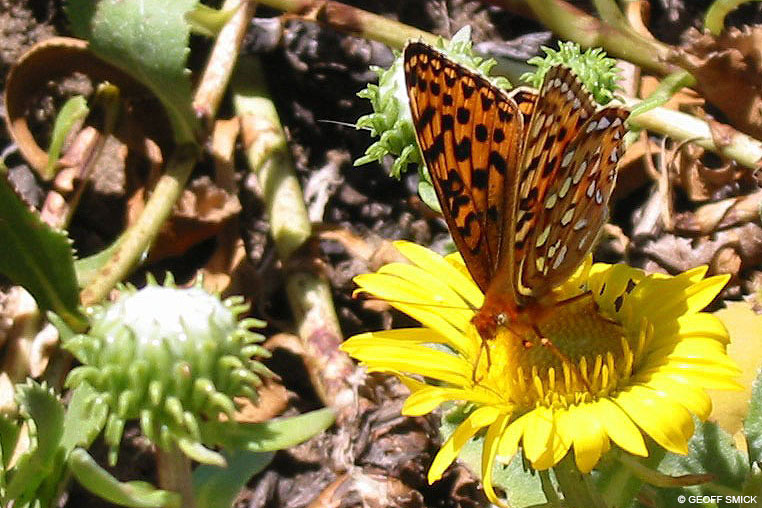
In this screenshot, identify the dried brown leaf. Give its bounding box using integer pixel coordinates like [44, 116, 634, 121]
[672, 27, 762, 139]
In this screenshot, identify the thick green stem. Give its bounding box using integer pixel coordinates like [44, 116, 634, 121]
[553, 454, 607, 508]
[255, 0, 439, 48]
[156, 444, 195, 508]
[704, 0, 759, 35]
[232, 57, 355, 410]
[522, 0, 678, 77]
[625, 96, 762, 169]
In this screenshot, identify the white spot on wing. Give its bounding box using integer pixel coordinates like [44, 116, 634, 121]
[552, 245, 568, 269]
[561, 150, 575, 168]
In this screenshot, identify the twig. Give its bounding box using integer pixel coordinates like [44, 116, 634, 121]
[232, 56, 356, 410]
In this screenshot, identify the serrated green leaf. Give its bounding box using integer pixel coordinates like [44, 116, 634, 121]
[67, 0, 199, 144]
[6, 382, 65, 502]
[44, 95, 89, 180]
[203, 407, 335, 452]
[69, 448, 181, 508]
[0, 173, 86, 330]
[193, 451, 274, 508]
[746, 368, 762, 465]
[0, 415, 20, 471]
[651, 419, 748, 508]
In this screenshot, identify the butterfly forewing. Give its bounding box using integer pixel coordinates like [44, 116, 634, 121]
[404, 42, 526, 292]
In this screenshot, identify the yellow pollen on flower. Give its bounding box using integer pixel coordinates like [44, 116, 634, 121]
[480, 294, 633, 407]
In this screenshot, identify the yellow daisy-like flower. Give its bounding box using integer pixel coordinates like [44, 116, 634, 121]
[341, 241, 741, 505]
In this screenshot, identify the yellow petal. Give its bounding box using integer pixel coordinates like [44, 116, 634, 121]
[615, 386, 693, 454]
[428, 406, 500, 482]
[402, 386, 502, 416]
[482, 414, 511, 508]
[378, 262, 474, 326]
[496, 413, 528, 459]
[340, 336, 472, 385]
[594, 398, 648, 456]
[642, 374, 712, 419]
[394, 241, 484, 308]
[522, 406, 554, 464]
[562, 405, 606, 473]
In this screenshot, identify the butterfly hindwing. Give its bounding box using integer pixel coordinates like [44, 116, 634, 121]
[404, 42, 525, 292]
[518, 107, 629, 296]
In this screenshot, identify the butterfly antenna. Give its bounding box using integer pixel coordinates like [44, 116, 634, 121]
[317, 119, 360, 129]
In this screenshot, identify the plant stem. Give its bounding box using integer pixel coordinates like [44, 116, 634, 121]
[255, 0, 439, 48]
[156, 443, 196, 508]
[704, 0, 755, 35]
[553, 454, 608, 508]
[232, 57, 356, 410]
[625, 96, 762, 169]
[81, 0, 253, 305]
[521, 0, 678, 77]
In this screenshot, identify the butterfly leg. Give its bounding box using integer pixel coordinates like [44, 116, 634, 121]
[530, 322, 592, 392]
[471, 337, 493, 384]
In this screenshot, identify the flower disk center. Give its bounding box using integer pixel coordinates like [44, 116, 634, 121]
[484, 295, 631, 407]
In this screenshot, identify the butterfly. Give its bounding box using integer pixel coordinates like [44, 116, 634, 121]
[403, 42, 629, 345]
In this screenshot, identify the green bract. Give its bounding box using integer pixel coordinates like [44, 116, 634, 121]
[521, 41, 622, 106]
[62, 276, 272, 466]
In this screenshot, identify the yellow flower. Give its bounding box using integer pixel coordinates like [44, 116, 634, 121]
[341, 241, 741, 505]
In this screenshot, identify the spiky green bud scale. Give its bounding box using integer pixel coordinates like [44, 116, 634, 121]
[63, 280, 271, 465]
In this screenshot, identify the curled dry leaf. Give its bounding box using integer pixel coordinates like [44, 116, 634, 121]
[674, 188, 762, 234]
[671, 141, 742, 201]
[642, 222, 762, 278]
[671, 27, 762, 139]
[306, 472, 424, 508]
[0, 287, 58, 412]
[4, 37, 172, 178]
[128, 175, 242, 262]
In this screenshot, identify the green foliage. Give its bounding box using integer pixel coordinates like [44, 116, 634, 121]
[0, 167, 86, 331]
[204, 407, 336, 453]
[44, 95, 89, 180]
[193, 451, 274, 508]
[651, 420, 748, 508]
[745, 367, 762, 464]
[67, 0, 199, 144]
[69, 449, 181, 508]
[521, 41, 622, 106]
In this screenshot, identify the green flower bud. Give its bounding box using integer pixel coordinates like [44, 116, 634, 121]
[62, 275, 271, 465]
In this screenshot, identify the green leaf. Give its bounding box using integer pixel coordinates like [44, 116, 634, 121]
[185, 4, 234, 37]
[746, 367, 762, 465]
[61, 383, 109, 452]
[44, 95, 89, 180]
[0, 414, 20, 471]
[69, 448, 181, 508]
[0, 172, 86, 330]
[651, 419, 748, 508]
[193, 451, 274, 508]
[67, 0, 199, 144]
[204, 407, 335, 452]
[5, 382, 66, 504]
